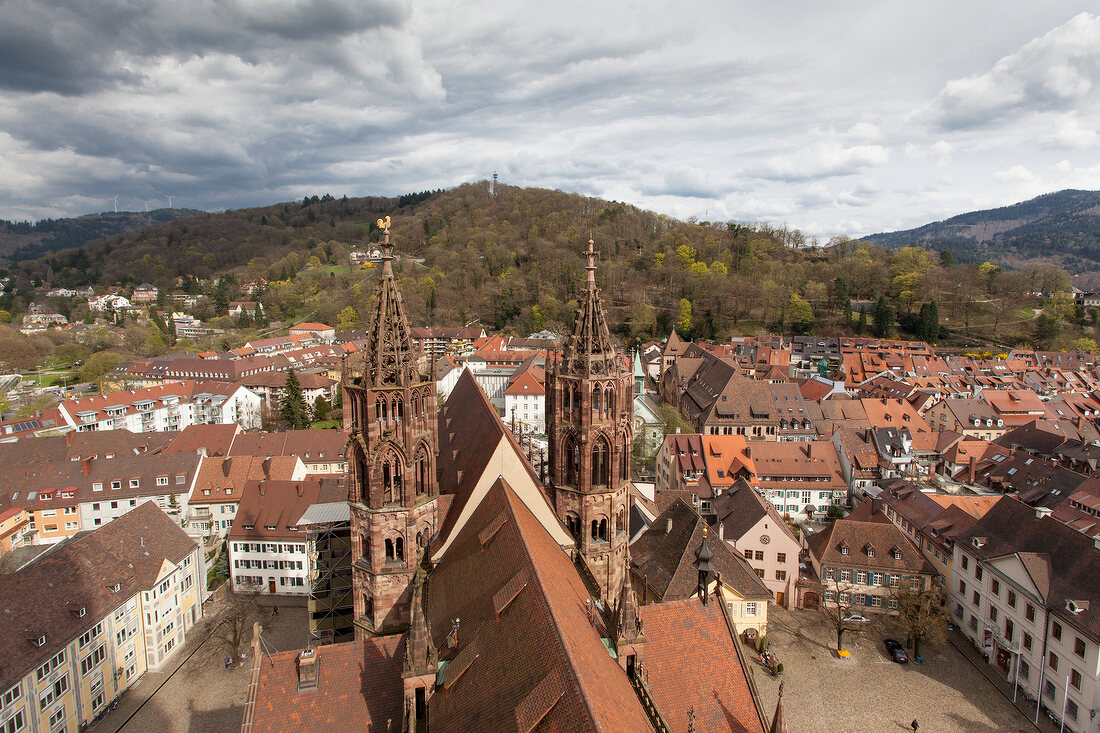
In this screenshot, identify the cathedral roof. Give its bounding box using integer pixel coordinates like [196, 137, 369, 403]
[426, 477, 652, 732]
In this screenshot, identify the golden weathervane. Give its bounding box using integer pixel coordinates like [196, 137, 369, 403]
[377, 215, 392, 232]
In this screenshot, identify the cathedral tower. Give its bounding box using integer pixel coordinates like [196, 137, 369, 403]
[548, 238, 633, 603]
[343, 217, 439, 638]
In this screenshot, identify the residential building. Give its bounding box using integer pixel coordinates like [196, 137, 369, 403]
[631, 497, 773, 635]
[228, 477, 343, 595]
[926, 398, 1007, 439]
[803, 515, 936, 613]
[0, 504, 203, 733]
[501, 359, 545, 434]
[58, 381, 262, 433]
[130, 283, 158, 303]
[712, 479, 802, 607]
[951, 497, 1100, 732]
[408, 326, 485, 357]
[289, 322, 335, 340]
[185, 455, 305, 541]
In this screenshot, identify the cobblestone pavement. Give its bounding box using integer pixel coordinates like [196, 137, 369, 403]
[753, 606, 1040, 733]
[90, 595, 309, 733]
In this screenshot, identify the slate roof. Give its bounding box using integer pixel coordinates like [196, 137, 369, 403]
[957, 497, 1100, 640]
[247, 636, 404, 733]
[641, 596, 768, 733]
[632, 498, 771, 602]
[426, 477, 652, 732]
[0, 503, 196, 691]
[713, 480, 798, 548]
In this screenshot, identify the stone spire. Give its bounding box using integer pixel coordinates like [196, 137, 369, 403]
[560, 239, 619, 377]
[403, 571, 437, 678]
[363, 216, 418, 387]
[694, 525, 714, 605]
[615, 566, 645, 647]
[769, 682, 788, 733]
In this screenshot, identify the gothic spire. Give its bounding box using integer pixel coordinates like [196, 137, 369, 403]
[403, 570, 437, 677]
[560, 238, 619, 377]
[769, 682, 788, 733]
[615, 553, 644, 647]
[363, 216, 419, 387]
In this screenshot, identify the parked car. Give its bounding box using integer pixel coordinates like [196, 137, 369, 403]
[844, 613, 870, 624]
[883, 638, 909, 664]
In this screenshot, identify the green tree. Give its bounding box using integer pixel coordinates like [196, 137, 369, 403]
[337, 306, 359, 330]
[916, 300, 939, 343]
[677, 298, 693, 336]
[78, 351, 124, 384]
[830, 277, 850, 315]
[1034, 313, 1062, 350]
[312, 395, 332, 422]
[1073, 337, 1099, 354]
[279, 370, 311, 429]
[237, 307, 251, 328]
[787, 293, 815, 335]
[872, 296, 894, 338]
[938, 250, 955, 267]
[855, 307, 868, 335]
[978, 261, 1001, 294]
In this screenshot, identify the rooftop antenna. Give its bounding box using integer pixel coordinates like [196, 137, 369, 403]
[490, 172, 497, 198]
[113, 196, 119, 213]
[166, 194, 174, 209]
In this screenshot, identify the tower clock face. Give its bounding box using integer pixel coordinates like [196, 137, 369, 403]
[759, 534, 771, 545]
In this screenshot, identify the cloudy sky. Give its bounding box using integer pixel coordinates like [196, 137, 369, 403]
[0, 1, 1098, 238]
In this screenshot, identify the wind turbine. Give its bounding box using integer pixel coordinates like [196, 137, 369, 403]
[113, 196, 119, 213]
[166, 194, 174, 209]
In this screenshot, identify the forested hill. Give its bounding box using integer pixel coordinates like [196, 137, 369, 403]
[8, 183, 1076, 346]
[0, 209, 205, 262]
[863, 189, 1100, 272]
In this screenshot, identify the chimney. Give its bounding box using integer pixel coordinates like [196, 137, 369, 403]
[259, 480, 265, 497]
[65, 432, 74, 448]
[1035, 507, 1052, 519]
[968, 456, 976, 484]
[666, 518, 673, 535]
[296, 483, 303, 497]
[82, 457, 92, 476]
[718, 522, 725, 542]
[297, 648, 319, 691]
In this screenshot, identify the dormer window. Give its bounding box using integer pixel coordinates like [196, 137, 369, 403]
[33, 635, 46, 647]
[892, 550, 902, 560]
[110, 583, 121, 593]
[839, 544, 850, 556]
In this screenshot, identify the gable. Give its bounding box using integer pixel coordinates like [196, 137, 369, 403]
[987, 554, 1045, 601]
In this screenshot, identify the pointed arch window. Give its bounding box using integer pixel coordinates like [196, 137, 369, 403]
[572, 384, 581, 418]
[592, 437, 610, 486]
[351, 443, 368, 504]
[376, 396, 388, 423]
[606, 387, 615, 417]
[592, 385, 602, 415]
[415, 448, 430, 497]
[393, 396, 404, 423]
[566, 436, 580, 486]
[379, 451, 403, 504]
[615, 507, 626, 536]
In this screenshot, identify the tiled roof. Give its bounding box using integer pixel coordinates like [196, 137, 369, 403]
[805, 518, 935, 576]
[227, 430, 346, 464]
[191, 455, 303, 504]
[247, 636, 404, 733]
[632, 498, 771, 602]
[160, 423, 242, 456]
[426, 477, 652, 732]
[713, 480, 797, 547]
[229, 477, 342, 541]
[641, 596, 768, 733]
[434, 370, 547, 554]
[0, 503, 196, 691]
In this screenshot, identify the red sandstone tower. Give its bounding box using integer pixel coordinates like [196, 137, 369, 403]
[343, 217, 439, 638]
[547, 238, 633, 604]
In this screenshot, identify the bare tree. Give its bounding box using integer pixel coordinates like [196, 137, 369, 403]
[890, 583, 948, 659]
[205, 584, 264, 667]
[821, 577, 864, 652]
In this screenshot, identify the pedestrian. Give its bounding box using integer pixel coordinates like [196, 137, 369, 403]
[911, 720, 918, 732]
[272, 605, 278, 616]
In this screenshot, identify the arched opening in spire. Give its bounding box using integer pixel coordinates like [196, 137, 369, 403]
[564, 512, 580, 539]
[591, 515, 609, 542]
[606, 387, 615, 417]
[393, 395, 404, 423]
[565, 435, 580, 486]
[376, 396, 388, 423]
[591, 385, 602, 416]
[414, 446, 430, 497]
[591, 436, 610, 486]
[350, 441, 368, 504]
[378, 449, 403, 504]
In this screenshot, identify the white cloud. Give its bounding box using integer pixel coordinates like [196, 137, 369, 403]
[933, 12, 1100, 129]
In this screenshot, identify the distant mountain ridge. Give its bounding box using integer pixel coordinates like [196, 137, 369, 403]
[863, 189, 1100, 273]
[0, 209, 205, 263]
